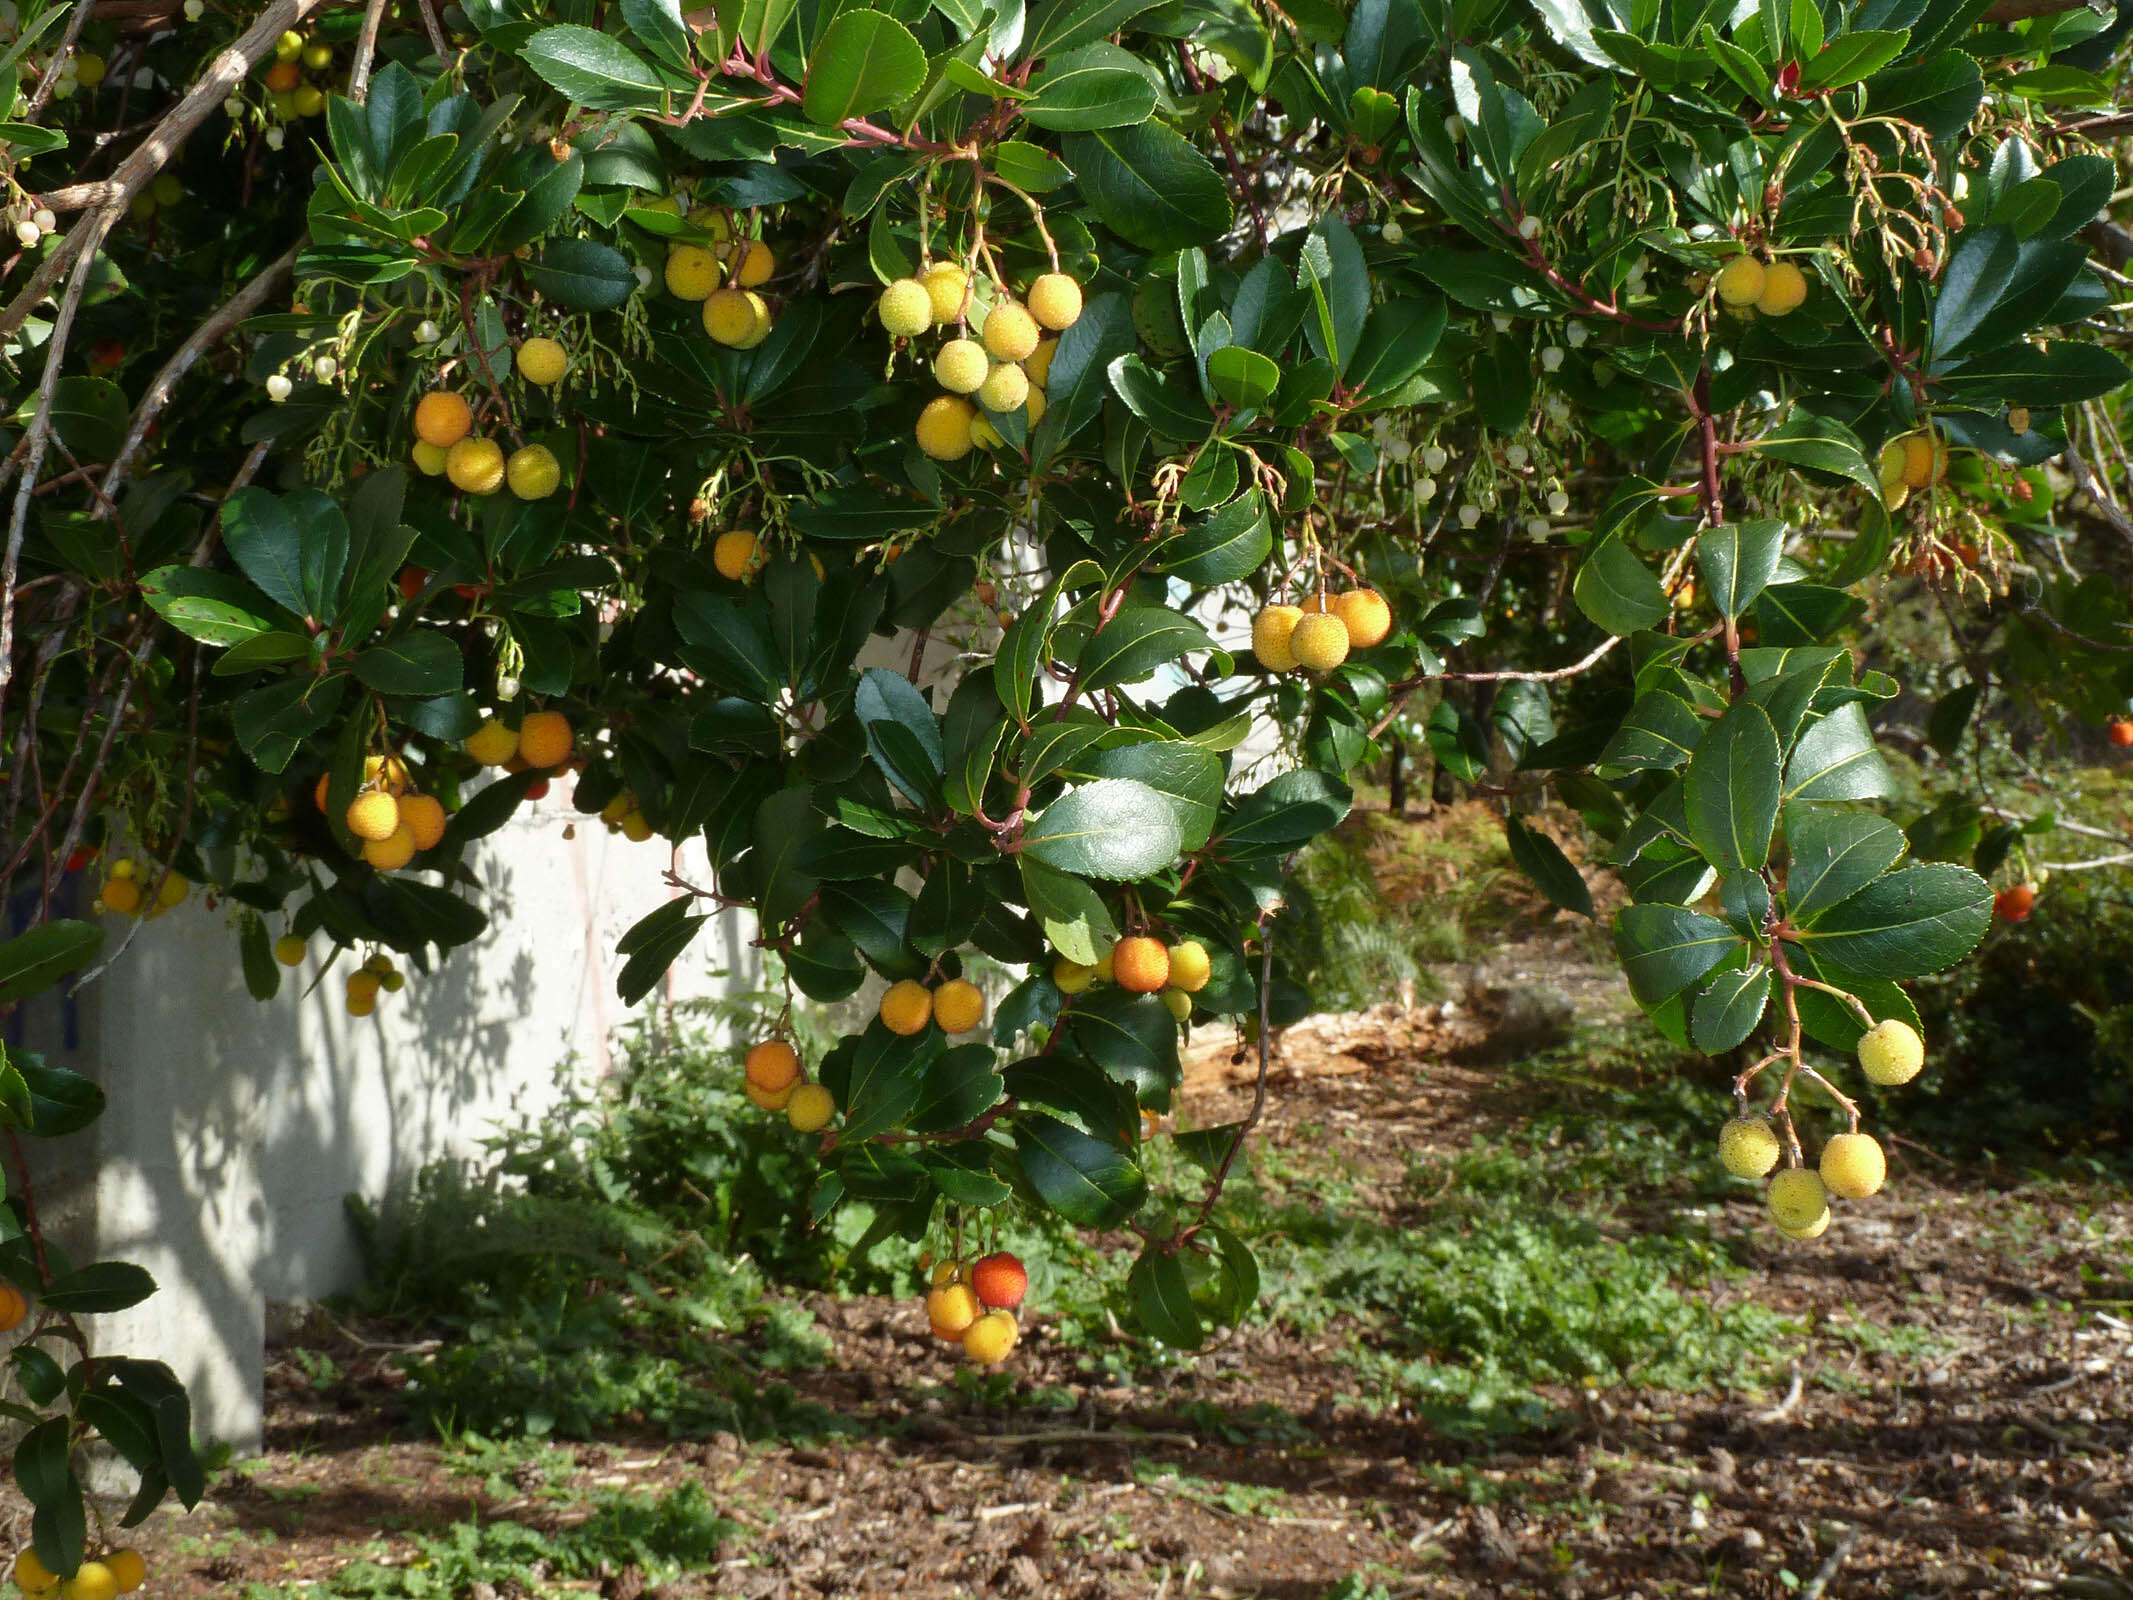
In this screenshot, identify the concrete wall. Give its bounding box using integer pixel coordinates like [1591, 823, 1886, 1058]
[14, 792, 750, 1454]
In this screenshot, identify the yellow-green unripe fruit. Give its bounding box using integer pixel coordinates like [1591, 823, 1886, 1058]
[516, 336, 568, 385]
[915, 396, 976, 461]
[703, 288, 767, 347]
[1714, 256, 1765, 309]
[977, 361, 1028, 414]
[276, 28, 304, 59]
[933, 338, 989, 394]
[962, 1308, 1018, 1363]
[1766, 1168, 1828, 1231]
[787, 1083, 835, 1132]
[412, 439, 450, 477]
[1819, 1132, 1886, 1198]
[1167, 940, 1211, 993]
[664, 243, 721, 300]
[1161, 987, 1192, 1023]
[1717, 1115, 1782, 1178]
[1291, 612, 1351, 671]
[1756, 260, 1807, 316]
[1025, 338, 1057, 389]
[1877, 440, 1908, 492]
[446, 437, 505, 495]
[506, 444, 561, 500]
[1053, 957, 1094, 994]
[1777, 1207, 1831, 1240]
[982, 302, 1041, 363]
[1027, 273, 1083, 331]
[920, 262, 971, 324]
[1857, 1018, 1924, 1085]
[302, 40, 333, 68]
[151, 173, 183, 207]
[1252, 604, 1302, 672]
[273, 934, 306, 966]
[877, 278, 933, 337]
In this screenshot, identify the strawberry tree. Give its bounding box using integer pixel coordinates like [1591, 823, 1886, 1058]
[0, 0, 2130, 1573]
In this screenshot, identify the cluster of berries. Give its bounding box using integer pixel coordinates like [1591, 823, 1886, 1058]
[464, 708, 576, 793]
[742, 1039, 836, 1132]
[341, 950, 404, 1018]
[877, 265, 1082, 461]
[662, 219, 778, 349]
[258, 27, 335, 120]
[1053, 935, 1210, 1022]
[329, 755, 448, 873]
[411, 391, 561, 501]
[1250, 588, 1395, 675]
[597, 790, 656, 843]
[877, 976, 988, 1038]
[13, 1546, 148, 1600]
[1713, 255, 1809, 318]
[925, 1250, 1027, 1364]
[94, 855, 189, 918]
[1876, 429, 1946, 511]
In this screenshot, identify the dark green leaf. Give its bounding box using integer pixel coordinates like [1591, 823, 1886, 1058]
[1016, 1112, 1147, 1226]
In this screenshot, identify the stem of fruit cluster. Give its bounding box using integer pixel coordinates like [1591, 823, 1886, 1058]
[1786, 974, 1877, 1028]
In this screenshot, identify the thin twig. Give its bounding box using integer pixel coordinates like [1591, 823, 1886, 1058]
[346, 0, 393, 104]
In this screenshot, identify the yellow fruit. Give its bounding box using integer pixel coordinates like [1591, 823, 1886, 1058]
[1027, 273, 1083, 332]
[933, 338, 990, 394]
[1291, 611, 1351, 671]
[1024, 386, 1047, 426]
[506, 444, 561, 500]
[1819, 1132, 1886, 1199]
[74, 52, 107, 87]
[1093, 947, 1116, 984]
[60, 1560, 118, 1600]
[971, 415, 1004, 450]
[930, 1259, 964, 1288]
[517, 709, 574, 769]
[105, 1550, 146, 1594]
[109, 857, 138, 880]
[363, 823, 416, 871]
[962, 1308, 1018, 1363]
[620, 810, 654, 842]
[728, 238, 773, 287]
[977, 362, 1028, 414]
[916, 396, 976, 461]
[151, 174, 182, 207]
[1766, 1168, 1828, 1231]
[347, 970, 381, 1002]
[982, 302, 1040, 363]
[745, 1039, 801, 1092]
[1777, 1207, 1831, 1240]
[411, 439, 450, 476]
[1900, 430, 1943, 489]
[1053, 958, 1094, 995]
[880, 978, 933, 1035]
[787, 1083, 835, 1132]
[346, 791, 400, 842]
[920, 262, 971, 324]
[294, 85, 325, 116]
[274, 934, 306, 967]
[466, 718, 518, 766]
[1877, 439, 1908, 493]
[664, 243, 721, 300]
[1167, 940, 1212, 993]
[933, 978, 985, 1035]
[17, 1550, 56, 1591]
[1857, 1018, 1924, 1085]
[1025, 338, 1057, 388]
[1162, 987, 1192, 1023]
[706, 287, 771, 347]
[1717, 1115, 1782, 1178]
[1714, 255, 1765, 309]
[101, 878, 142, 915]
[413, 391, 472, 449]
[399, 794, 447, 851]
[745, 1078, 796, 1112]
[445, 437, 506, 495]
[928, 1282, 981, 1339]
[302, 41, 332, 69]
[1113, 935, 1170, 994]
[516, 337, 568, 385]
[1756, 260, 1807, 316]
[1252, 604, 1303, 672]
[878, 278, 933, 337]
[275, 29, 303, 59]
[155, 870, 189, 910]
[713, 529, 762, 582]
[1331, 589, 1393, 649]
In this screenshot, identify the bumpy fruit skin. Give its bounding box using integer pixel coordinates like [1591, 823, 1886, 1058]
[1167, 940, 1212, 992]
[916, 396, 977, 461]
[933, 338, 990, 394]
[786, 1083, 835, 1132]
[1332, 589, 1393, 649]
[962, 1308, 1018, 1363]
[413, 391, 472, 448]
[703, 287, 768, 347]
[982, 302, 1041, 363]
[399, 794, 447, 851]
[745, 1039, 801, 1092]
[1777, 1207, 1831, 1240]
[713, 529, 762, 582]
[1027, 273, 1084, 331]
[364, 824, 416, 871]
[664, 243, 720, 300]
[411, 439, 450, 476]
[977, 361, 1029, 414]
[2110, 716, 2133, 747]
[517, 710, 574, 769]
[1714, 255, 1766, 309]
[446, 437, 505, 495]
[1856, 1018, 1924, 1085]
[274, 934, 306, 967]
[1024, 338, 1057, 389]
[105, 1550, 146, 1594]
[878, 278, 933, 337]
[1766, 1168, 1829, 1231]
[1252, 604, 1303, 672]
[880, 978, 934, 1035]
[346, 791, 400, 842]
[932, 978, 985, 1035]
[920, 262, 971, 324]
[506, 444, 561, 500]
[60, 1560, 119, 1600]
[1718, 1115, 1782, 1178]
[1113, 936, 1171, 994]
[927, 1281, 981, 1340]
[1291, 612, 1351, 671]
[1053, 958, 1094, 995]
[1900, 431, 1943, 488]
[0, 1284, 28, 1332]
[1162, 987, 1193, 1023]
[152, 871, 189, 912]
[1756, 260, 1808, 315]
[467, 718, 518, 766]
[728, 238, 774, 288]
[14, 1548, 54, 1592]
[515, 337, 568, 385]
[1819, 1132, 1887, 1198]
[745, 1079, 795, 1112]
[971, 1251, 1028, 1309]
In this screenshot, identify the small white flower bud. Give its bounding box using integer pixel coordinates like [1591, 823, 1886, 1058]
[265, 373, 293, 402]
[264, 125, 285, 150]
[184, 0, 204, 17]
[13, 219, 38, 247]
[224, 94, 243, 116]
[1383, 438, 1410, 462]
[1566, 322, 1589, 347]
[1526, 517, 1549, 538]
[1505, 444, 1529, 469]
[1416, 476, 1438, 500]
[312, 355, 338, 381]
[632, 264, 653, 289]
[1458, 504, 1481, 528]
[1422, 445, 1447, 472]
[32, 209, 54, 233]
[495, 674, 521, 701]
[1547, 490, 1570, 515]
[1517, 215, 1540, 239]
[414, 320, 440, 343]
[1540, 346, 1564, 372]
[1381, 220, 1404, 245]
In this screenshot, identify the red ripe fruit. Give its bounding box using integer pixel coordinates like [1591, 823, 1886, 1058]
[1994, 883, 2037, 922]
[970, 1251, 1029, 1310]
[526, 777, 551, 802]
[2109, 717, 2133, 748]
[397, 566, 430, 600]
[64, 845, 95, 873]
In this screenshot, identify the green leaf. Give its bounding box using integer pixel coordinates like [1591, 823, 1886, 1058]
[15, 1417, 71, 1505]
[1613, 903, 1742, 1009]
[1163, 492, 1270, 586]
[908, 1043, 1005, 1134]
[841, 1022, 935, 1142]
[1073, 605, 1214, 694]
[1505, 817, 1593, 917]
[1695, 521, 1785, 619]
[801, 11, 926, 124]
[1023, 778, 1181, 881]
[1933, 341, 2133, 409]
[1069, 739, 1224, 853]
[1061, 123, 1233, 251]
[353, 629, 461, 696]
[1022, 43, 1158, 131]
[1684, 701, 1780, 869]
[1206, 344, 1279, 410]
[1783, 803, 1908, 923]
[1127, 1249, 1205, 1348]
[1791, 862, 1991, 979]
[616, 905, 706, 1005]
[521, 25, 679, 112]
[1016, 1113, 1147, 1226]
[1574, 535, 1668, 636]
[1785, 704, 1894, 802]
[7, 1054, 105, 1136]
[619, 0, 693, 72]
[1062, 987, 1179, 1105]
[1022, 0, 1165, 58]
[855, 668, 944, 808]
[526, 238, 637, 310]
[1595, 692, 1704, 778]
[1019, 856, 1117, 964]
[219, 488, 312, 618]
[1218, 769, 1352, 856]
[0, 921, 103, 1005]
[1797, 28, 1906, 89]
[10, 1347, 64, 1407]
[41, 1260, 156, 1314]
[26, 376, 126, 462]
[1691, 964, 1771, 1052]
